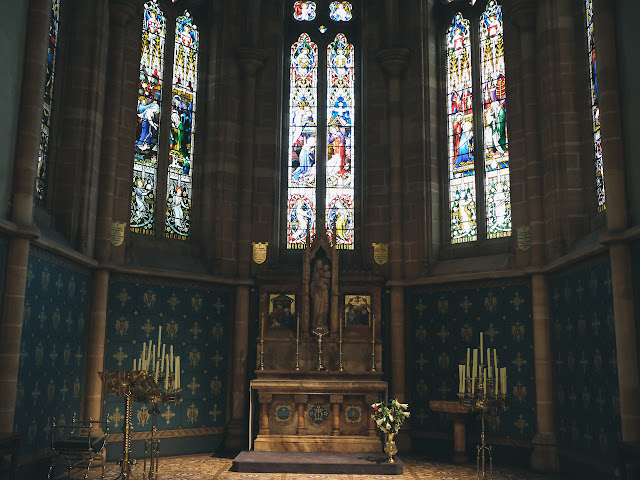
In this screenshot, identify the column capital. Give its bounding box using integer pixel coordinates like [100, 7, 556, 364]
[507, 0, 537, 29]
[376, 48, 410, 77]
[236, 47, 269, 76]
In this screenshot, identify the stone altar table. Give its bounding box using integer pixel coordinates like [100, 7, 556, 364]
[251, 371, 387, 452]
[429, 400, 472, 463]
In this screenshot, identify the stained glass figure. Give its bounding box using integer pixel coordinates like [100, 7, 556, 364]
[447, 13, 476, 243]
[326, 33, 354, 249]
[319, 25, 327, 33]
[586, 0, 605, 211]
[288, 33, 319, 248]
[131, 0, 165, 235]
[294, 1, 316, 21]
[329, 2, 352, 21]
[481, 0, 510, 239]
[165, 12, 198, 240]
[35, 0, 60, 205]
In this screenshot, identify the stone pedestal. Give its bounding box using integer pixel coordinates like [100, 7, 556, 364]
[429, 400, 472, 464]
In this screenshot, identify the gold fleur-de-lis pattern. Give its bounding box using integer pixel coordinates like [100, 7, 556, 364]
[105, 279, 231, 440]
[410, 284, 535, 441]
[550, 257, 621, 463]
[14, 248, 90, 453]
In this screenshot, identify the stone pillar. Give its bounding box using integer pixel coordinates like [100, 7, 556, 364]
[235, 47, 268, 278]
[530, 274, 559, 471]
[227, 285, 251, 449]
[376, 48, 409, 281]
[83, 270, 109, 430]
[94, 0, 140, 262]
[330, 394, 342, 436]
[593, 0, 640, 450]
[512, 0, 559, 471]
[295, 395, 307, 435]
[259, 395, 271, 435]
[0, 0, 51, 435]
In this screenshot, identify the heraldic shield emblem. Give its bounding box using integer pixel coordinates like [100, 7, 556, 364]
[372, 243, 389, 265]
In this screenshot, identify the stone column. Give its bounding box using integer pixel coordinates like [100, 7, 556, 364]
[0, 0, 51, 435]
[530, 274, 559, 471]
[295, 395, 307, 435]
[83, 270, 109, 429]
[94, 0, 140, 263]
[227, 285, 251, 449]
[594, 0, 640, 449]
[511, 0, 559, 471]
[330, 394, 342, 436]
[235, 47, 268, 278]
[259, 393, 272, 435]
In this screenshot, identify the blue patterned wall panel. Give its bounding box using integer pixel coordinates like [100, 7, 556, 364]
[549, 254, 622, 464]
[104, 277, 231, 456]
[409, 281, 536, 442]
[14, 247, 91, 455]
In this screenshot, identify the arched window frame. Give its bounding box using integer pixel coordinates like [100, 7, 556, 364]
[282, 1, 361, 253]
[129, 0, 202, 242]
[438, 0, 512, 249]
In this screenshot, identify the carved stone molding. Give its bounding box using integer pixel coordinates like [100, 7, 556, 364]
[236, 47, 269, 76]
[507, 0, 537, 29]
[376, 48, 410, 78]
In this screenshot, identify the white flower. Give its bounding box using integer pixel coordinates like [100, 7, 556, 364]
[396, 401, 409, 410]
[389, 413, 394, 421]
[403, 411, 410, 418]
[385, 422, 391, 430]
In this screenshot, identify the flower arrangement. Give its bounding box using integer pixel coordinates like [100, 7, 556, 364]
[371, 399, 410, 434]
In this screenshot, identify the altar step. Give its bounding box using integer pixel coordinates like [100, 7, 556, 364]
[232, 451, 403, 474]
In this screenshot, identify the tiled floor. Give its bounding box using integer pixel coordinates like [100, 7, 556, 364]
[74, 454, 567, 480]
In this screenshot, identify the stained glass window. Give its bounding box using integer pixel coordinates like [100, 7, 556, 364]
[35, 0, 60, 205]
[446, 0, 510, 244]
[294, 2, 317, 21]
[447, 13, 476, 243]
[481, 1, 510, 239]
[585, 0, 605, 211]
[326, 34, 354, 248]
[329, 2, 352, 21]
[131, 0, 165, 235]
[166, 12, 198, 240]
[287, 1, 356, 250]
[287, 33, 318, 248]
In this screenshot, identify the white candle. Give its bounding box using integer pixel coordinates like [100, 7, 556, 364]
[158, 326, 162, 352]
[160, 354, 165, 373]
[133, 359, 137, 370]
[261, 313, 264, 339]
[372, 314, 376, 342]
[480, 332, 483, 364]
[487, 348, 492, 376]
[296, 314, 300, 340]
[142, 342, 147, 369]
[177, 356, 180, 389]
[151, 344, 156, 364]
[164, 370, 169, 390]
[339, 314, 342, 341]
[483, 368, 487, 395]
[466, 348, 470, 376]
[154, 361, 159, 382]
[472, 349, 478, 380]
[170, 345, 174, 373]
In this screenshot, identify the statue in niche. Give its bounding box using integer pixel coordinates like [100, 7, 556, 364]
[311, 258, 331, 332]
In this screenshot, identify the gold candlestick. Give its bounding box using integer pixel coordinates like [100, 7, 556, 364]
[371, 338, 376, 372]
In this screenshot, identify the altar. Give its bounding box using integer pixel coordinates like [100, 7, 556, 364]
[250, 233, 387, 452]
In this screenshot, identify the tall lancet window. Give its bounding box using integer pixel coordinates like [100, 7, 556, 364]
[286, 1, 356, 250]
[445, 0, 510, 244]
[585, 0, 605, 211]
[131, 1, 199, 240]
[35, 0, 61, 205]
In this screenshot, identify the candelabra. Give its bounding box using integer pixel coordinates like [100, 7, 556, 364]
[145, 377, 181, 480]
[458, 372, 506, 480]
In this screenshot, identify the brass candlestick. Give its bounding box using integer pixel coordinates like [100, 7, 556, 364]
[259, 337, 265, 370]
[371, 338, 376, 372]
[339, 338, 344, 371]
[295, 337, 300, 371]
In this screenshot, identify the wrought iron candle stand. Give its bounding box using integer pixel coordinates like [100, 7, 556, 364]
[144, 377, 182, 480]
[458, 373, 506, 480]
